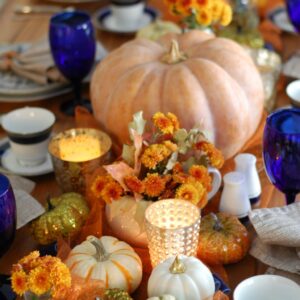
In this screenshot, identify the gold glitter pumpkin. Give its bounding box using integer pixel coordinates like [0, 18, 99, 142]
[30, 192, 90, 245]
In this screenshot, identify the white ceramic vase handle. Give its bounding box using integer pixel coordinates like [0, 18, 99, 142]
[207, 166, 222, 201]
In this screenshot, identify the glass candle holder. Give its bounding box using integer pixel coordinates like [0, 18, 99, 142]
[145, 199, 201, 267]
[48, 128, 113, 194]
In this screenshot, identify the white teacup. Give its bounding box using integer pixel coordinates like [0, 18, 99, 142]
[234, 275, 300, 300]
[2, 107, 55, 167]
[110, 1, 145, 29]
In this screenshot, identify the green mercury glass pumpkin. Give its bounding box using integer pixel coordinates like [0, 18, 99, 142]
[30, 192, 90, 245]
[103, 288, 133, 300]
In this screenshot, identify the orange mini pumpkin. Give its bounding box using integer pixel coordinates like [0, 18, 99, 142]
[197, 212, 250, 265]
[90, 30, 264, 159]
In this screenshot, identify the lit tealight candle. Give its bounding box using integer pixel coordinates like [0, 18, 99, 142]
[59, 134, 102, 162]
[145, 199, 201, 267]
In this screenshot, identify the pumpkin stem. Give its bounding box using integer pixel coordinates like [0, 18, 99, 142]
[169, 256, 186, 274]
[161, 40, 187, 64]
[87, 236, 108, 262]
[211, 213, 223, 231]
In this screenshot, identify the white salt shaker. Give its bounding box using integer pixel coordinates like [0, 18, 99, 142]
[234, 153, 261, 205]
[219, 172, 251, 222]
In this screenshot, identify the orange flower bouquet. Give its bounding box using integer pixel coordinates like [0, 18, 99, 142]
[91, 111, 224, 209]
[11, 251, 71, 300]
[164, 0, 233, 30]
[90, 111, 224, 247]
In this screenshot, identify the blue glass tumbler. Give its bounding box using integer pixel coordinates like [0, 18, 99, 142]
[49, 10, 96, 116]
[285, 0, 300, 32]
[0, 174, 16, 257]
[263, 108, 300, 205]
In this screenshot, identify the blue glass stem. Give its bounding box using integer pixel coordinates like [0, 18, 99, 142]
[73, 81, 82, 107]
[286, 193, 296, 205]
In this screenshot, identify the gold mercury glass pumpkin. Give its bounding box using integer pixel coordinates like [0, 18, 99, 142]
[30, 192, 90, 245]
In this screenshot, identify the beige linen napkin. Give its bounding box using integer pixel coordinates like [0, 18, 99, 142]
[249, 202, 300, 275]
[0, 40, 66, 85]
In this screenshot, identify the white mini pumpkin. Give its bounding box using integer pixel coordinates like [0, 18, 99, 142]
[65, 235, 143, 293]
[148, 256, 215, 300]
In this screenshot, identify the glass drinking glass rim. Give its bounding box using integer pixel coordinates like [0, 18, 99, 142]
[50, 9, 92, 27]
[145, 198, 201, 231]
[265, 107, 300, 135]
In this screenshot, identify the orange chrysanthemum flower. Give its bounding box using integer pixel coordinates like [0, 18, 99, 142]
[211, 0, 223, 20]
[194, 141, 224, 168]
[176, 0, 194, 16]
[28, 267, 51, 296]
[175, 183, 199, 205]
[194, 0, 211, 8]
[143, 173, 166, 197]
[163, 140, 178, 152]
[153, 112, 175, 135]
[220, 4, 232, 26]
[100, 181, 123, 204]
[189, 165, 212, 191]
[50, 262, 72, 289]
[91, 175, 112, 197]
[173, 172, 189, 184]
[19, 251, 40, 272]
[124, 175, 144, 194]
[172, 162, 184, 173]
[11, 270, 27, 296]
[188, 179, 208, 208]
[195, 7, 213, 26]
[141, 144, 171, 169]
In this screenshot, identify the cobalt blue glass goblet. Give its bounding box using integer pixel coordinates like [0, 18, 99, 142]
[285, 0, 300, 32]
[263, 108, 300, 205]
[49, 10, 96, 116]
[0, 173, 16, 257]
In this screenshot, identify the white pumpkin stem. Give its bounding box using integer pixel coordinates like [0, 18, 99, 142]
[169, 256, 186, 274]
[87, 236, 108, 261]
[161, 40, 187, 64]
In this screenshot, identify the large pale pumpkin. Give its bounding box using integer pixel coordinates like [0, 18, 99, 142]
[91, 30, 264, 159]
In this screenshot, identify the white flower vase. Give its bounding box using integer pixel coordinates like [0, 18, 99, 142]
[105, 196, 153, 248]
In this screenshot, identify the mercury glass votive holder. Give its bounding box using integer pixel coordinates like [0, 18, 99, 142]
[145, 199, 201, 267]
[48, 128, 113, 194]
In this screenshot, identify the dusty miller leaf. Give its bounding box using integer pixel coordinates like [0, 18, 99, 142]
[128, 111, 146, 140]
[164, 151, 178, 174]
[121, 144, 135, 167]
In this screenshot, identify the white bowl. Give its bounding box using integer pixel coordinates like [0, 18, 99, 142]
[234, 275, 300, 300]
[286, 79, 300, 107]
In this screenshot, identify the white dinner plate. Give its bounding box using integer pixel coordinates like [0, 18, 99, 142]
[1, 148, 53, 177]
[268, 7, 296, 34]
[94, 6, 159, 34]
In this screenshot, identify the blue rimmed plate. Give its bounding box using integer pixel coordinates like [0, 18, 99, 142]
[94, 6, 159, 34]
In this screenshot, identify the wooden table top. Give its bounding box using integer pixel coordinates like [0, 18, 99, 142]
[0, 0, 299, 299]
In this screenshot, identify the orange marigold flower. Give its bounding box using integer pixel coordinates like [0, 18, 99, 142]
[188, 179, 208, 208]
[189, 165, 212, 191]
[141, 144, 171, 169]
[194, 141, 224, 168]
[124, 175, 144, 194]
[28, 267, 51, 296]
[100, 181, 123, 204]
[11, 270, 27, 296]
[153, 112, 175, 135]
[143, 173, 166, 197]
[91, 175, 112, 197]
[175, 183, 199, 205]
[194, 0, 211, 8]
[211, 0, 223, 20]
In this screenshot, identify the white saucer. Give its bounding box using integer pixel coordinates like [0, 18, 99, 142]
[94, 6, 159, 34]
[268, 7, 296, 34]
[1, 148, 53, 177]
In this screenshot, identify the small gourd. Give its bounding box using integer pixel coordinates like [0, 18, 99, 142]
[65, 236, 143, 293]
[148, 256, 215, 300]
[103, 288, 132, 300]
